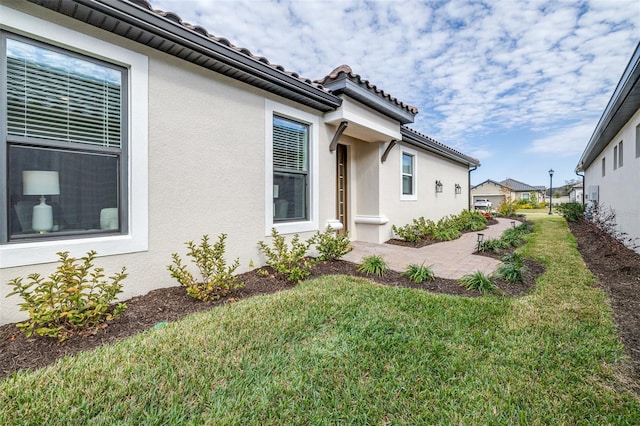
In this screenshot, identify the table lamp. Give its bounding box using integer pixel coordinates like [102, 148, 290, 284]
[23, 170, 60, 233]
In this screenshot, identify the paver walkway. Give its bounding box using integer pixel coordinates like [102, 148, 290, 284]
[342, 218, 519, 280]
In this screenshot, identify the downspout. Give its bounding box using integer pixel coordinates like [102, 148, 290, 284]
[468, 165, 478, 211]
[575, 168, 585, 209]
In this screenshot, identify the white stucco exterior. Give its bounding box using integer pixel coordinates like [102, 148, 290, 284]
[0, 1, 478, 325]
[583, 108, 640, 253]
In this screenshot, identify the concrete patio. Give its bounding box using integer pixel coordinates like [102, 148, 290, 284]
[342, 218, 519, 279]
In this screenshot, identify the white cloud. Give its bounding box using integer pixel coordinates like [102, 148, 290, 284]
[148, 0, 638, 153]
[527, 122, 596, 156]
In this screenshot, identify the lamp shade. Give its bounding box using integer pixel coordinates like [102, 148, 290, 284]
[23, 171, 60, 196]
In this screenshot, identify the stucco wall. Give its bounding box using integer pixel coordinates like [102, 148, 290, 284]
[1, 2, 335, 325]
[584, 108, 640, 253]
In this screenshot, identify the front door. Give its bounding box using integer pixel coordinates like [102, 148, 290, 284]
[336, 144, 348, 234]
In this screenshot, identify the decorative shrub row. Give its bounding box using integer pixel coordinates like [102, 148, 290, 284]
[392, 210, 488, 243]
[478, 222, 532, 253]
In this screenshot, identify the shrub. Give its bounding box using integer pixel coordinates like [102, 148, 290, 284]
[392, 223, 420, 242]
[498, 200, 517, 216]
[501, 228, 524, 248]
[413, 217, 436, 238]
[457, 210, 487, 231]
[478, 238, 507, 253]
[168, 234, 244, 302]
[555, 202, 584, 222]
[459, 271, 500, 295]
[7, 251, 127, 340]
[313, 227, 352, 261]
[258, 228, 315, 282]
[357, 255, 389, 277]
[403, 264, 436, 283]
[496, 253, 527, 283]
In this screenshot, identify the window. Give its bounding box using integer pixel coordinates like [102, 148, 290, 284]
[0, 5, 148, 269]
[400, 148, 418, 200]
[522, 192, 530, 200]
[618, 141, 623, 168]
[4, 36, 126, 241]
[264, 100, 319, 235]
[636, 125, 640, 158]
[614, 146, 618, 169]
[602, 157, 606, 177]
[273, 116, 309, 222]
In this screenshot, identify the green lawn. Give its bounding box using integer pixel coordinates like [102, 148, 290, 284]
[1, 216, 638, 424]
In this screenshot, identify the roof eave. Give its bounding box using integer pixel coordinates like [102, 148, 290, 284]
[400, 127, 479, 167]
[323, 77, 416, 124]
[27, 0, 342, 112]
[577, 42, 640, 171]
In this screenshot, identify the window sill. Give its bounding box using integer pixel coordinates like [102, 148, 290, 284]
[0, 233, 147, 268]
[271, 220, 317, 235]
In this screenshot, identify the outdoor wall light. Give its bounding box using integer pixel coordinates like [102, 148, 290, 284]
[454, 183, 462, 194]
[476, 233, 484, 252]
[435, 180, 443, 193]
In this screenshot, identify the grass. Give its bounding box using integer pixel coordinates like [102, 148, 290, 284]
[1, 216, 639, 424]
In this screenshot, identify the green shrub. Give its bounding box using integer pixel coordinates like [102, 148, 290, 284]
[392, 223, 420, 242]
[433, 217, 462, 241]
[258, 228, 315, 282]
[555, 202, 585, 222]
[312, 227, 352, 261]
[459, 271, 499, 295]
[498, 200, 517, 216]
[7, 251, 127, 341]
[357, 255, 389, 277]
[501, 228, 524, 247]
[478, 238, 508, 253]
[168, 234, 244, 302]
[413, 217, 436, 239]
[496, 253, 527, 283]
[457, 210, 487, 231]
[403, 263, 436, 283]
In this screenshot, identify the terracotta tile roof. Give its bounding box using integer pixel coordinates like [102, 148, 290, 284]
[129, 0, 326, 90]
[317, 65, 419, 115]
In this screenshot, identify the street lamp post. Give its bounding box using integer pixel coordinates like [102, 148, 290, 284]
[548, 168, 554, 215]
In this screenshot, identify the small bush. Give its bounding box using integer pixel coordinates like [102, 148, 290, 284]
[496, 253, 527, 283]
[392, 223, 420, 242]
[459, 271, 500, 295]
[403, 264, 436, 283]
[478, 238, 507, 253]
[258, 228, 315, 282]
[498, 200, 517, 216]
[357, 255, 389, 277]
[556, 202, 584, 222]
[7, 251, 127, 340]
[313, 227, 352, 261]
[413, 217, 436, 239]
[168, 234, 244, 302]
[457, 210, 487, 231]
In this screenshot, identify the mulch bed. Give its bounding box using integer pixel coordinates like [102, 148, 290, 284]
[0, 250, 541, 379]
[568, 219, 640, 380]
[386, 218, 500, 248]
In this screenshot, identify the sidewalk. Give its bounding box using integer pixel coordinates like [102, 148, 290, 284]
[342, 218, 518, 280]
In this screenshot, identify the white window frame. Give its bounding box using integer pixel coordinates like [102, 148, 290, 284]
[400, 147, 418, 201]
[264, 99, 319, 235]
[0, 6, 148, 268]
[618, 141, 623, 168]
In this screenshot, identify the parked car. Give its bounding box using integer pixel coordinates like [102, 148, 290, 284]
[474, 199, 493, 209]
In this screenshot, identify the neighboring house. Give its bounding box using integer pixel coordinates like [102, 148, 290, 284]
[470, 178, 544, 209]
[576, 42, 640, 253]
[0, 0, 479, 325]
[569, 183, 584, 203]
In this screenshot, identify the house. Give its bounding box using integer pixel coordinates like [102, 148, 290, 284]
[576, 42, 640, 253]
[0, 0, 479, 325]
[471, 178, 545, 209]
[569, 183, 584, 203]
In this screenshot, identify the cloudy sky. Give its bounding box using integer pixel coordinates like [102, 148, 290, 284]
[149, 0, 639, 187]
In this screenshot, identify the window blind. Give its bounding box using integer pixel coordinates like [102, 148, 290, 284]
[273, 116, 308, 172]
[6, 39, 122, 148]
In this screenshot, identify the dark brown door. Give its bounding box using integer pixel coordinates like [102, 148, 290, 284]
[336, 144, 348, 234]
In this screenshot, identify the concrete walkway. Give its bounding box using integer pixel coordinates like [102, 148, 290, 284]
[342, 218, 519, 279]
